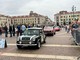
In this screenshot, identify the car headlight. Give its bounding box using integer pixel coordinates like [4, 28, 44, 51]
[31, 38, 35, 41]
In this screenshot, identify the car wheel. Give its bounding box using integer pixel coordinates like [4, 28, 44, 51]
[36, 41, 41, 49]
[52, 33, 54, 36]
[54, 32, 56, 35]
[17, 45, 22, 49]
[43, 39, 46, 43]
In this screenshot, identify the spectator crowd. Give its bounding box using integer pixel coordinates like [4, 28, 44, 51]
[0, 24, 31, 37]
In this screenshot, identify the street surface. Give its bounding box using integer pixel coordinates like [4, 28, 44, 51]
[0, 28, 80, 60]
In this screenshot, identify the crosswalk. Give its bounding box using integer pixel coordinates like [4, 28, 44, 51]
[1, 52, 77, 60]
[0, 44, 79, 60]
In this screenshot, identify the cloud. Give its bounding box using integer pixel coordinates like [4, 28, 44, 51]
[0, 0, 80, 20]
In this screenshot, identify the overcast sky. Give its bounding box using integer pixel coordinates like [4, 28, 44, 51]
[0, 0, 80, 21]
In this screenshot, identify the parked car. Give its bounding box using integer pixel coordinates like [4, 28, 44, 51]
[16, 27, 46, 49]
[54, 26, 61, 31]
[43, 26, 56, 36]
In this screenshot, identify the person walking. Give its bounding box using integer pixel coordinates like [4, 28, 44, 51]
[70, 18, 80, 38]
[21, 24, 26, 35]
[9, 24, 13, 37]
[17, 25, 21, 36]
[12, 25, 15, 36]
[4, 25, 8, 37]
[67, 25, 70, 33]
[0, 26, 2, 35]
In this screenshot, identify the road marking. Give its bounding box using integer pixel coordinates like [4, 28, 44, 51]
[1, 52, 77, 60]
[7, 44, 80, 48]
[56, 32, 68, 35]
[54, 36, 72, 37]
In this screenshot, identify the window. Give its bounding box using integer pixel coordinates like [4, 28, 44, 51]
[60, 16, 62, 18]
[8, 20, 10, 21]
[77, 15, 79, 17]
[69, 19, 71, 20]
[61, 19, 62, 21]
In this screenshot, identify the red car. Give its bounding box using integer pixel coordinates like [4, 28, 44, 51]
[54, 26, 61, 31]
[43, 26, 56, 36]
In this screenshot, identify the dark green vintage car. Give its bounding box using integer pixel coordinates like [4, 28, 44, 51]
[16, 27, 46, 49]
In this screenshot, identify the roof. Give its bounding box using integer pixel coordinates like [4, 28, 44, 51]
[54, 11, 80, 16]
[12, 15, 29, 18]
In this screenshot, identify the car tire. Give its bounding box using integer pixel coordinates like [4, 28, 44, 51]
[54, 32, 56, 35]
[17, 45, 22, 49]
[36, 41, 41, 49]
[43, 39, 46, 43]
[52, 33, 54, 36]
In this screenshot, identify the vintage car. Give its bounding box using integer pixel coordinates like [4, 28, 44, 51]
[16, 27, 46, 49]
[43, 26, 56, 36]
[54, 26, 61, 31]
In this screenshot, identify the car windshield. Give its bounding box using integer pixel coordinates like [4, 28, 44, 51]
[23, 29, 40, 35]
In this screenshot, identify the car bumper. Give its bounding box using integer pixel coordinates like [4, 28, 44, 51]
[55, 29, 60, 31]
[17, 44, 37, 46]
[17, 41, 37, 46]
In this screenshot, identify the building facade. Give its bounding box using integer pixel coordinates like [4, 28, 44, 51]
[54, 11, 80, 26]
[0, 14, 11, 27]
[12, 11, 49, 26]
[0, 11, 52, 27]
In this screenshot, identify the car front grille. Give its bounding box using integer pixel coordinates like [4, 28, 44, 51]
[22, 37, 30, 44]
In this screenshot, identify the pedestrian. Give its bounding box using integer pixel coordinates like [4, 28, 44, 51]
[4, 25, 8, 37]
[17, 25, 21, 36]
[21, 24, 26, 35]
[9, 24, 13, 37]
[70, 18, 80, 37]
[64, 25, 67, 31]
[67, 25, 70, 33]
[0, 27, 2, 35]
[12, 25, 15, 36]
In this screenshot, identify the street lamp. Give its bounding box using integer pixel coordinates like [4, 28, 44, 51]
[72, 5, 76, 20]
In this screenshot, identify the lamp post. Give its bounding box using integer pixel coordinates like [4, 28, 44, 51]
[72, 5, 76, 20]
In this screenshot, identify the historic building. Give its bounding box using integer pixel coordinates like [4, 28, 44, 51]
[54, 11, 80, 25]
[12, 11, 49, 26]
[0, 14, 11, 27]
[0, 11, 53, 27]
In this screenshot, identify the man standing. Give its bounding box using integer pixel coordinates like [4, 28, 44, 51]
[70, 18, 80, 37]
[12, 25, 15, 36]
[17, 24, 21, 36]
[4, 25, 8, 37]
[9, 24, 13, 37]
[21, 25, 26, 35]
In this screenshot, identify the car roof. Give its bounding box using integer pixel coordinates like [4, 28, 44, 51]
[28, 27, 42, 30]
